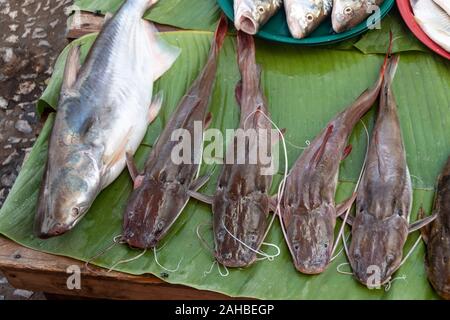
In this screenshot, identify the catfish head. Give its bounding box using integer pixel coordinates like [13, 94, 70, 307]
[123, 177, 188, 249]
[213, 192, 269, 268]
[35, 147, 101, 238]
[426, 228, 450, 299]
[284, 203, 335, 274]
[349, 213, 409, 287]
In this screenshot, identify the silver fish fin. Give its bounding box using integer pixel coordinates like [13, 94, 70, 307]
[336, 192, 357, 217]
[188, 190, 213, 205]
[103, 128, 132, 172]
[126, 152, 140, 181]
[61, 44, 81, 92]
[409, 211, 437, 234]
[142, 20, 181, 81]
[148, 91, 163, 124]
[104, 12, 113, 23]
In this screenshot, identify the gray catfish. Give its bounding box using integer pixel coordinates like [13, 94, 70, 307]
[332, 0, 385, 33]
[234, 0, 283, 35]
[35, 0, 180, 238]
[420, 156, 450, 300]
[122, 16, 228, 249]
[190, 31, 278, 267]
[348, 56, 436, 287]
[279, 47, 393, 274]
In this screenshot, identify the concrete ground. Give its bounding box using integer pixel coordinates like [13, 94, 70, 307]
[0, 0, 73, 300]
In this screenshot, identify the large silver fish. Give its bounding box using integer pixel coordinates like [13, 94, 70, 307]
[284, 0, 332, 38]
[234, 0, 283, 34]
[122, 16, 228, 249]
[332, 0, 384, 33]
[412, 0, 450, 52]
[35, 0, 180, 238]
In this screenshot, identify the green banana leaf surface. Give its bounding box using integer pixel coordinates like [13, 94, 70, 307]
[1, 30, 449, 299]
[73, 0, 221, 31]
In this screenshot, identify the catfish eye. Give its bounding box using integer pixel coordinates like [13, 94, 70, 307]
[293, 243, 300, 251]
[157, 221, 165, 231]
[386, 253, 395, 264]
[344, 7, 353, 15]
[306, 13, 314, 22]
[257, 5, 265, 14]
[72, 207, 80, 216]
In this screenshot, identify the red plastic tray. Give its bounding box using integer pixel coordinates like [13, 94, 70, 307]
[397, 0, 450, 60]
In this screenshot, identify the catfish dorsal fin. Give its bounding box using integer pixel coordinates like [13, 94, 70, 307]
[310, 124, 334, 168]
[62, 45, 81, 92]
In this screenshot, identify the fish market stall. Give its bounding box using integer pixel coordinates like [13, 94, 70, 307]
[0, 0, 449, 300]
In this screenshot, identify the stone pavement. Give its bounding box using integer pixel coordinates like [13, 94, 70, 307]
[0, 0, 73, 300]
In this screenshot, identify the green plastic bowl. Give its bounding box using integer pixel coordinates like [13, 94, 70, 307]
[217, 0, 395, 45]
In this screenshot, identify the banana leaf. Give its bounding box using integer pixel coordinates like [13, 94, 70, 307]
[1, 30, 449, 299]
[73, 0, 221, 31]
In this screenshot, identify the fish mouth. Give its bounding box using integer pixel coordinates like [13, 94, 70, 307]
[215, 253, 257, 268]
[236, 14, 258, 35]
[293, 257, 330, 274]
[124, 234, 159, 249]
[36, 222, 71, 239]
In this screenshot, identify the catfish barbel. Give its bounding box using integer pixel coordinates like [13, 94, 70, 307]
[420, 156, 450, 300]
[122, 16, 228, 249]
[190, 31, 279, 267]
[279, 44, 393, 274]
[347, 55, 436, 287]
[35, 0, 180, 238]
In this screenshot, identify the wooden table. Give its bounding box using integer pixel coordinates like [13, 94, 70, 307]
[0, 236, 233, 300]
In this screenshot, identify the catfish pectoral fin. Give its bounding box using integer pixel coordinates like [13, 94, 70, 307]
[409, 212, 438, 233]
[336, 192, 357, 217]
[125, 152, 144, 189]
[417, 206, 431, 243]
[188, 190, 213, 205]
[339, 213, 354, 226]
[204, 112, 213, 129]
[342, 144, 353, 161]
[190, 174, 212, 191]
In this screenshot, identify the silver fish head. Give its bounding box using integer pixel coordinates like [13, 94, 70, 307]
[332, 0, 367, 33]
[349, 213, 409, 287]
[285, 0, 326, 39]
[234, 0, 282, 34]
[285, 203, 335, 274]
[35, 148, 101, 238]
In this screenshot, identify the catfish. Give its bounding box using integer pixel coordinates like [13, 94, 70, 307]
[122, 16, 228, 249]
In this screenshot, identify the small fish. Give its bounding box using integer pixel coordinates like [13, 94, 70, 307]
[279, 42, 393, 274]
[284, 0, 332, 38]
[190, 31, 279, 267]
[332, 0, 384, 33]
[412, 0, 450, 52]
[347, 56, 437, 287]
[122, 16, 228, 249]
[420, 156, 450, 300]
[34, 0, 180, 238]
[433, 0, 450, 16]
[234, 0, 283, 34]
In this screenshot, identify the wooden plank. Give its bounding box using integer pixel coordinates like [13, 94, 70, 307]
[0, 236, 237, 300]
[66, 11, 179, 39]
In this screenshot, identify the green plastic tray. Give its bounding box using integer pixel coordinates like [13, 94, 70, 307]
[218, 0, 395, 45]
